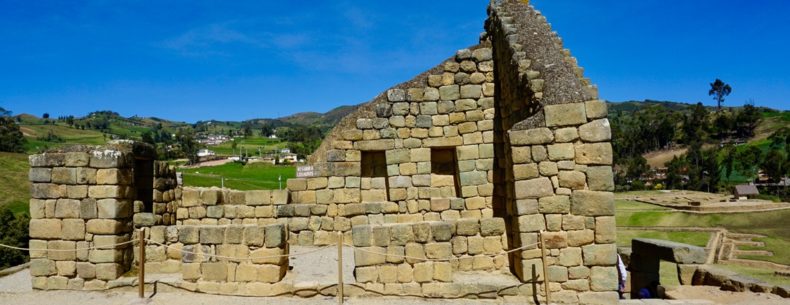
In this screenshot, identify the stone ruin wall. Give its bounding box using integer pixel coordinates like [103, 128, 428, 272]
[26, 1, 617, 302]
[487, 1, 617, 303]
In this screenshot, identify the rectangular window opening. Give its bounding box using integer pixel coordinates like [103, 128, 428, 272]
[134, 158, 154, 212]
[431, 148, 461, 198]
[360, 151, 389, 201]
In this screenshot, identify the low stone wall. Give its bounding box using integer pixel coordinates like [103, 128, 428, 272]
[175, 223, 289, 284]
[691, 265, 790, 298]
[352, 218, 509, 285]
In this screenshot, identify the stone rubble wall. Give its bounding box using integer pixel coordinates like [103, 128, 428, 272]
[352, 218, 508, 285]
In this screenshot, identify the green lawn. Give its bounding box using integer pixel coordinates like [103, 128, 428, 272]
[208, 136, 289, 156]
[0, 152, 30, 215]
[616, 199, 790, 265]
[179, 162, 296, 190]
[617, 230, 711, 248]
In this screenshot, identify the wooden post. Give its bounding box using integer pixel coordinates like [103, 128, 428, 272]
[337, 231, 343, 305]
[539, 230, 550, 304]
[138, 228, 145, 299]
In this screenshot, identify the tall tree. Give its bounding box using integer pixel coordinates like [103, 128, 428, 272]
[708, 79, 732, 110]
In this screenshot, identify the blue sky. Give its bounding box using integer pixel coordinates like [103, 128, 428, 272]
[1, 0, 788, 122]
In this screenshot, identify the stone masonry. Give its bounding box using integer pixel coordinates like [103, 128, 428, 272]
[29, 1, 616, 302]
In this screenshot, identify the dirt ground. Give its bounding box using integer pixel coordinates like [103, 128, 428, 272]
[666, 285, 787, 305]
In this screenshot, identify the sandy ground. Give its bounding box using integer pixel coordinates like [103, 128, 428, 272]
[667, 285, 788, 305]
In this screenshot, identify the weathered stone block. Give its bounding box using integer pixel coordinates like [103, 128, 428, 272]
[509, 128, 553, 145]
[55, 199, 80, 218]
[558, 171, 586, 190]
[590, 266, 618, 291]
[514, 177, 553, 199]
[425, 242, 452, 259]
[584, 100, 608, 119]
[62, 219, 85, 240]
[87, 185, 122, 199]
[30, 219, 61, 239]
[582, 244, 617, 266]
[568, 229, 595, 247]
[480, 218, 505, 236]
[47, 240, 76, 261]
[575, 143, 613, 165]
[30, 259, 57, 276]
[413, 262, 434, 283]
[579, 119, 611, 142]
[518, 214, 545, 232]
[354, 246, 386, 266]
[544, 103, 587, 127]
[586, 166, 614, 191]
[97, 199, 132, 219]
[265, 224, 286, 248]
[571, 191, 614, 216]
[29, 168, 52, 183]
[86, 219, 127, 234]
[456, 219, 480, 236]
[201, 262, 227, 281]
[547, 143, 575, 161]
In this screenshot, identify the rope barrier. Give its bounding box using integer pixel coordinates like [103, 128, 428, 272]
[0, 239, 136, 252]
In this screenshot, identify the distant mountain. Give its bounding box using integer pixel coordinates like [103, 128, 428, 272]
[277, 105, 359, 128]
[607, 100, 700, 113]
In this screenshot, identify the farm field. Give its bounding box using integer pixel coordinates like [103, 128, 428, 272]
[207, 136, 290, 156]
[19, 124, 106, 153]
[179, 162, 296, 190]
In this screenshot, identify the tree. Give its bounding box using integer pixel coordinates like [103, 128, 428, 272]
[761, 149, 786, 182]
[721, 144, 737, 181]
[0, 207, 30, 268]
[42, 112, 50, 119]
[625, 156, 649, 182]
[736, 146, 763, 180]
[0, 116, 26, 152]
[682, 103, 709, 144]
[735, 103, 760, 138]
[708, 79, 732, 110]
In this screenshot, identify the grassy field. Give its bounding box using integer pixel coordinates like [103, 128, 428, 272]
[20, 123, 107, 153]
[617, 230, 711, 248]
[616, 199, 790, 265]
[0, 152, 30, 215]
[179, 162, 296, 190]
[717, 264, 790, 286]
[208, 136, 289, 156]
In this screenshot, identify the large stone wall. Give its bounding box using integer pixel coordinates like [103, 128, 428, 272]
[28, 0, 617, 302]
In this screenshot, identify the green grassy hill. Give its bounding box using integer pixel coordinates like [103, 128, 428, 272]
[0, 152, 30, 215]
